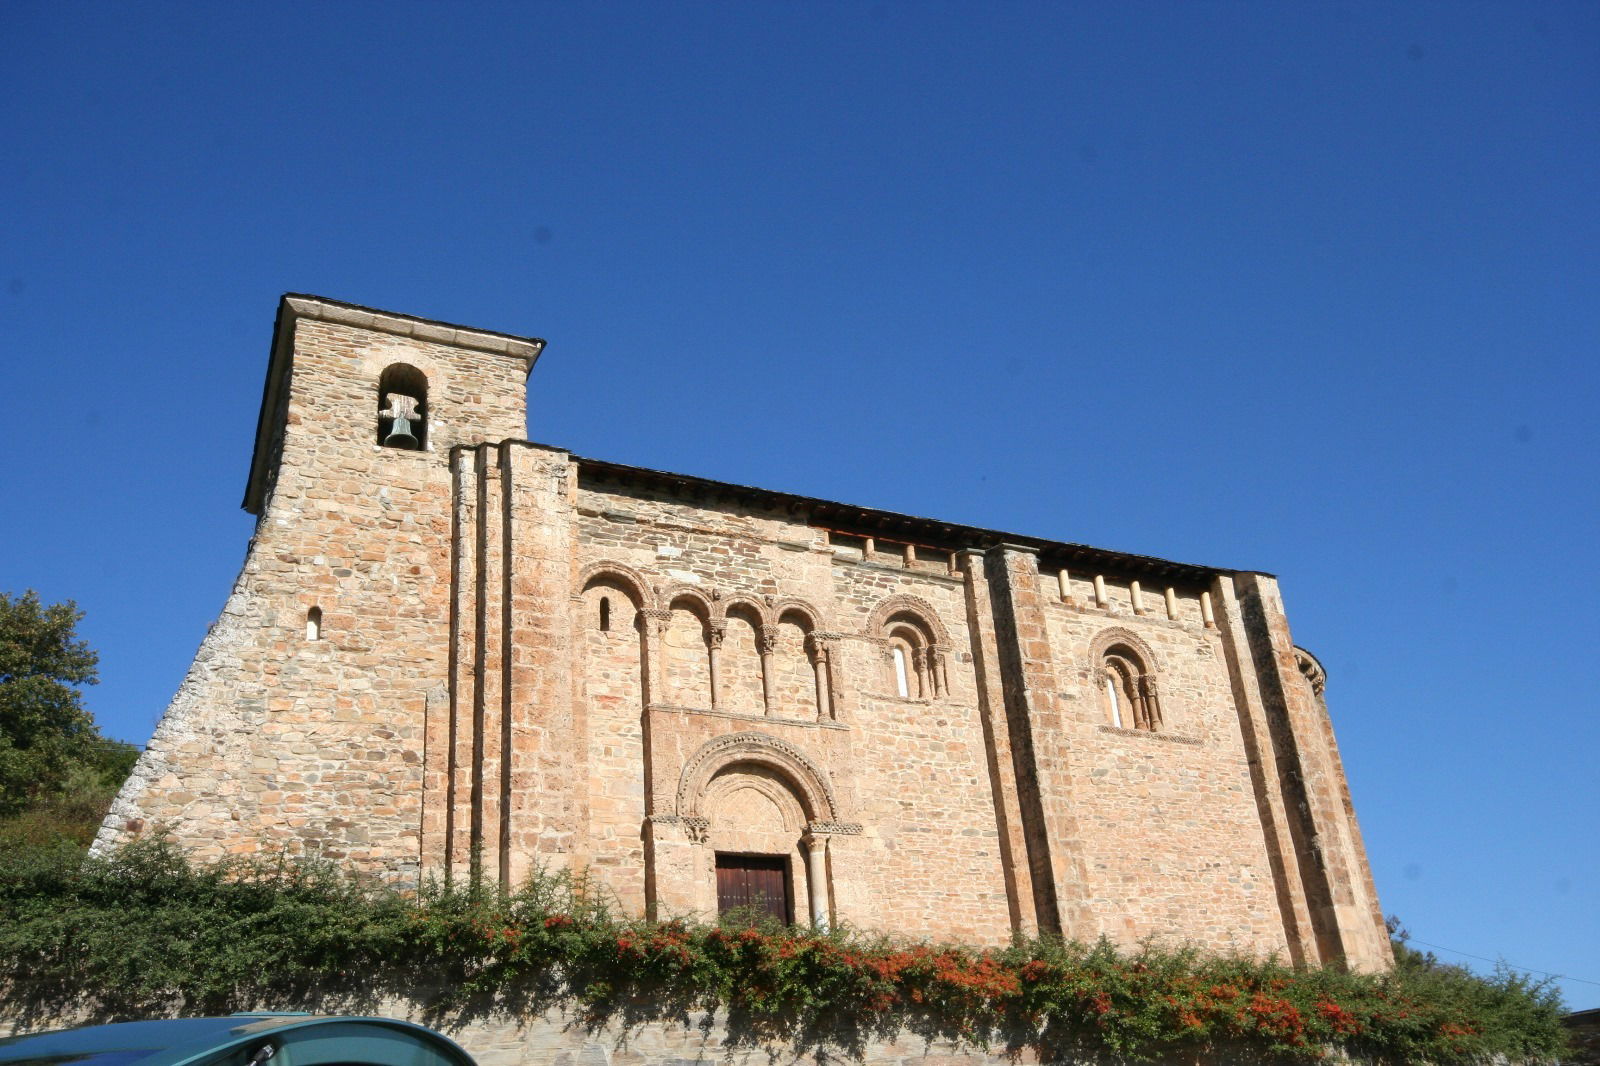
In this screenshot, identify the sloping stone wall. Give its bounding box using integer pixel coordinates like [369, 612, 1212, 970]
[0, 999, 1313, 1066]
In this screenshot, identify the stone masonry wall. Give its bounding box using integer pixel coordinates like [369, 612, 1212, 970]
[97, 295, 1391, 975]
[97, 302, 536, 874]
[0, 1002, 1330, 1066]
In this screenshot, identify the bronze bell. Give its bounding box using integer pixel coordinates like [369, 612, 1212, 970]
[381, 392, 422, 449]
[384, 416, 419, 449]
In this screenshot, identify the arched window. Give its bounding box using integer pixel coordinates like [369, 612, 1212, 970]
[1101, 643, 1160, 731]
[305, 606, 322, 641]
[884, 618, 939, 699]
[891, 645, 911, 698]
[377, 363, 428, 450]
[599, 595, 611, 632]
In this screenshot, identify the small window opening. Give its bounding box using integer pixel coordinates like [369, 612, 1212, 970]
[1102, 645, 1160, 731]
[306, 606, 322, 642]
[377, 363, 428, 450]
[892, 645, 910, 698]
[599, 596, 611, 632]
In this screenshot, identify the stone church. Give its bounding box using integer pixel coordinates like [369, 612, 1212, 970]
[98, 294, 1391, 972]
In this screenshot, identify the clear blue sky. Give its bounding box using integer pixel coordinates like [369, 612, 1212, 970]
[3, 1, 1595, 1008]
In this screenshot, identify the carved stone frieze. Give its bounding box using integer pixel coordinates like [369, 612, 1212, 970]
[805, 820, 863, 836]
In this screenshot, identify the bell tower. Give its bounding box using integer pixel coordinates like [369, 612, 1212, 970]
[242, 293, 544, 517]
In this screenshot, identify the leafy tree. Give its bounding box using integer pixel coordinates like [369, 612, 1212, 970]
[0, 590, 135, 825]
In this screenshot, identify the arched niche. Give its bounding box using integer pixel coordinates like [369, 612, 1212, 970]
[377, 363, 428, 450]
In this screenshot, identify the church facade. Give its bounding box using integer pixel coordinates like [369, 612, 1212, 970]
[98, 294, 1391, 971]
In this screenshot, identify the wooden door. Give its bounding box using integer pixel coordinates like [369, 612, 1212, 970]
[715, 854, 791, 924]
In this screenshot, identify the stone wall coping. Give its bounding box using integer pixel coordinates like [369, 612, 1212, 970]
[282, 293, 547, 366]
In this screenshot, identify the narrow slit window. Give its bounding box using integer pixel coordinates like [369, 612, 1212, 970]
[892, 645, 910, 698]
[306, 606, 322, 642]
[1104, 672, 1122, 728]
[599, 595, 611, 632]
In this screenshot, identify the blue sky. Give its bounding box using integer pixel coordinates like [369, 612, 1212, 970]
[3, 2, 1595, 1007]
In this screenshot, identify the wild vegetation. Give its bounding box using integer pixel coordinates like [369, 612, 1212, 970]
[0, 838, 1569, 1064]
[0, 590, 139, 848]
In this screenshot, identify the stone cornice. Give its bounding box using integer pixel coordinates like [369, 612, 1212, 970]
[280, 294, 547, 367]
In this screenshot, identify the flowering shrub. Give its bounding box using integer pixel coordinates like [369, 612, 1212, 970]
[0, 840, 1569, 1064]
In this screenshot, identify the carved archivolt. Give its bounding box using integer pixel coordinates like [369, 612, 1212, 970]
[676, 731, 840, 823]
[1086, 626, 1162, 674]
[864, 593, 950, 644]
[578, 560, 656, 609]
[1293, 646, 1327, 697]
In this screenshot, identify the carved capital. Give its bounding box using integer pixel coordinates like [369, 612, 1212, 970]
[707, 621, 727, 648]
[640, 608, 672, 633]
[758, 629, 779, 654]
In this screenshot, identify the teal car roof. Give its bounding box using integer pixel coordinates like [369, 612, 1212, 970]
[0, 1016, 475, 1066]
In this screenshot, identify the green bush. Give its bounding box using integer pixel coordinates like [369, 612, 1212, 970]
[0, 840, 1569, 1064]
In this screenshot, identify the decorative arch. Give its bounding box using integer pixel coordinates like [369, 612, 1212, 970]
[578, 560, 655, 610]
[867, 594, 949, 700]
[1088, 626, 1163, 731]
[865, 593, 951, 645]
[661, 585, 715, 620]
[769, 597, 824, 632]
[719, 599, 767, 716]
[1086, 626, 1162, 674]
[721, 595, 768, 626]
[676, 731, 840, 823]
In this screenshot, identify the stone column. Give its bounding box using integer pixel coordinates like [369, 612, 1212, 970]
[802, 829, 830, 931]
[816, 632, 845, 721]
[807, 634, 832, 721]
[759, 628, 777, 715]
[639, 608, 671, 706]
[706, 621, 725, 709]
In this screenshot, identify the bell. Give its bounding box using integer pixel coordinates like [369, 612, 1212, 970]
[380, 392, 422, 449]
[384, 414, 419, 449]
